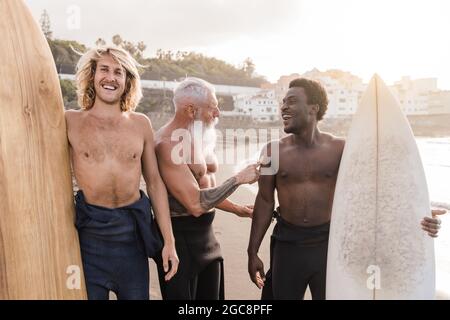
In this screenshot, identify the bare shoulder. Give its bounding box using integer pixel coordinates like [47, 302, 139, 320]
[130, 111, 149, 121]
[65, 109, 82, 118]
[129, 112, 154, 134]
[278, 134, 294, 149]
[261, 139, 282, 155]
[156, 136, 177, 151]
[154, 123, 174, 146]
[64, 109, 83, 126]
[155, 138, 179, 164]
[130, 112, 152, 126]
[322, 132, 345, 151]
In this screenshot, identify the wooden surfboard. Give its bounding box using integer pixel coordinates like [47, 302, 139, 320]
[326, 75, 435, 299]
[0, 0, 86, 299]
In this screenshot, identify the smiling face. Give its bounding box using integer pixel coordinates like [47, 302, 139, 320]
[280, 87, 317, 134]
[195, 92, 220, 127]
[93, 53, 127, 106]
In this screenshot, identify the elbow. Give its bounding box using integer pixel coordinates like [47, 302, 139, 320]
[185, 203, 206, 217]
[187, 206, 205, 218]
[185, 190, 209, 217]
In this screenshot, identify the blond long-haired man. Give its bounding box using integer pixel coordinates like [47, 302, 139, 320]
[65, 46, 178, 300]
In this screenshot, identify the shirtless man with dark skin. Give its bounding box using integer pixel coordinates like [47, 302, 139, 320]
[66, 47, 178, 300]
[248, 78, 445, 300]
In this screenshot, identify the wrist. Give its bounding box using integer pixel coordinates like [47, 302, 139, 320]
[163, 235, 175, 247]
[234, 175, 243, 185]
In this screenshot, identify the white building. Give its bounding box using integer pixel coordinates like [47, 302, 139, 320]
[272, 71, 450, 117]
[272, 69, 366, 118]
[299, 69, 366, 118]
[389, 77, 437, 115]
[428, 91, 450, 115]
[233, 90, 280, 123]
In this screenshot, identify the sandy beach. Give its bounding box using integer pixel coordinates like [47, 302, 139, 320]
[146, 157, 449, 300]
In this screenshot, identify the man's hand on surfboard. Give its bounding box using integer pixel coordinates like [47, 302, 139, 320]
[421, 209, 447, 238]
[248, 255, 266, 289]
[162, 243, 179, 281]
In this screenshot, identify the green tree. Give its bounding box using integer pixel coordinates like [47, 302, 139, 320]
[60, 79, 78, 109]
[60, 79, 77, 102]
[135, 41, 147, 60]
[137, 41, 147, 53]
[156, 49, 163, 60]
[122, 41, 137, 56]
[40, 10, 53, 39]
[47, 36, 267, 87]
[48, 39, 87, 74]
[242, 57, 255, 78]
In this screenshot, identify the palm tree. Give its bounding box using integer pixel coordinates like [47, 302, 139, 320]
[112, 34, 123, 47]
[95, 38, 106, 47]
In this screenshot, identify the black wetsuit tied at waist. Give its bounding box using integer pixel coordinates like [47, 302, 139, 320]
[156, 211, 224, 300]
[262, 212, 331, 300]
[272, 214, 330, 246]
[75, 190, 163, 258]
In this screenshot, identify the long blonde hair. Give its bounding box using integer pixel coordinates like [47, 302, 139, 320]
[75, 46, 143, 112]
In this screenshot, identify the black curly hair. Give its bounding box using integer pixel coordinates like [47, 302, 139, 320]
[289, 78, 329, 121]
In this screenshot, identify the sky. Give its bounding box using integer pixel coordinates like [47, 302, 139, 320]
[25, 0, 450, 89]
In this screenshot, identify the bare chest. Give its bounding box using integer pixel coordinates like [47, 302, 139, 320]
[188, 152, 218, 183]
[277, 146, 341, 183]
[69, 120, 144, 164]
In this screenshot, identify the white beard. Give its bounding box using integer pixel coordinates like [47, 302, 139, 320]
[189, 120, 217, 158]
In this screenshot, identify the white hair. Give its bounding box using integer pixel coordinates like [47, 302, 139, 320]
[173, 77, 216, 110]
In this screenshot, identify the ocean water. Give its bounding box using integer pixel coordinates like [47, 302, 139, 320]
[417, 138, 450, 206]
[418, 138, 450, 298]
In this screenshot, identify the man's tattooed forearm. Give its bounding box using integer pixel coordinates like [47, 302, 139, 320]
[199, 177, 239, 211]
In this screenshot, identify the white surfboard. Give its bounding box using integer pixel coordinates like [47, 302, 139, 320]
[326, 75, 435, 300]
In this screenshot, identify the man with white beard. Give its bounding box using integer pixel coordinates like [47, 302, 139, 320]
[155, 77, 260, 300]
